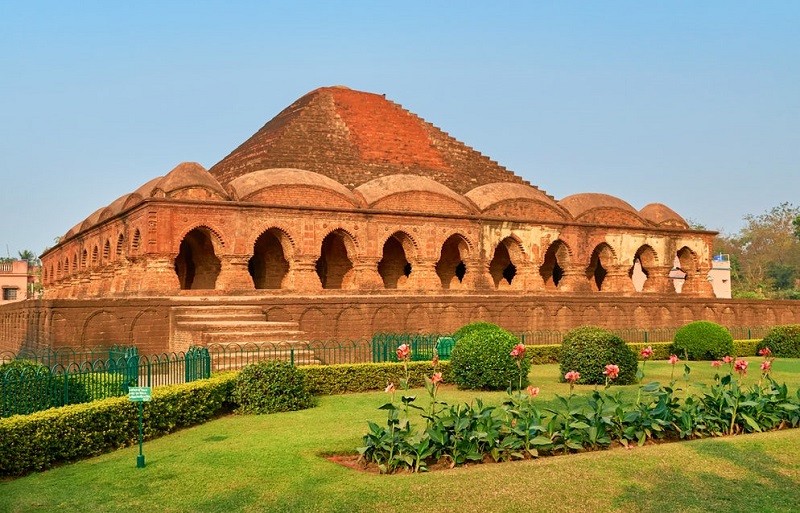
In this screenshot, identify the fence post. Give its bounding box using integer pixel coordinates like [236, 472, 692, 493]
[290, 348, 295, 366]
[644, 331, 648, 343]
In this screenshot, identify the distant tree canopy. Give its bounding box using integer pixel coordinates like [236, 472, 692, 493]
[714, 202, 800, 299]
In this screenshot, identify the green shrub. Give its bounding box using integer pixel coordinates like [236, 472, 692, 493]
[626, 342, 673, 361]
[0, 372, 237, 477]
[450, 322, 529, 390]
[673, 321, 734, 360]
[301, 361, 451, 395]
[559, 326, 638, 385]
[233, 360, 316, 414]
[757, 325, 800, 358]
[527, 345, 561, 365]
[734, 339, 761, 357]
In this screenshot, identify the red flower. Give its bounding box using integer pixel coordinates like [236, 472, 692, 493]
[396, 344, 411, 360]
[431, 372, 443, 385]
[761, 360, 772, 373]
[385, 382, 395, 394]
[668, 354, 680, 365]
[711, 360, 722, 368]
[722, 356, 734, 364]
[510, 343, 526, 360]
[526, 385, 540, 398]
[564, 371, 581, 382]
[603, 364, 620, 380]
[758, 347, 772, 357]
[734, 359, 748, 376]
[640, 346, 653, 359]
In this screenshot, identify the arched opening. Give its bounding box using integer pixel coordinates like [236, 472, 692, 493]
[248, 229, 290, 289]
[315, 230, 354, 289]
[174, 228, 221, 290]
[436, 234, 469, 289]
[81, 249, 88, 269]
[378, 233, 412, 289]
[586, 243, 613, 291]
[675, 246, 698, 293]
[540, 240, 569, 289]
[103, 240, 111, 263]
[115, 234, 125, 259]
[91, 246, 99, 267]
[71, 254, 78, 273]
[489, 240, 517, 288]
[131, 229, 141, 254]
[630, 245, 657, 292]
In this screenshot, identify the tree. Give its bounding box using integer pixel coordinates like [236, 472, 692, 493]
[17, 249, 40, 266]
[794, 215, 800, 242]
[725, 203, 800, 297]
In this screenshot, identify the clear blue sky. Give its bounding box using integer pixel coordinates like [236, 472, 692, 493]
[1, 1, 798, 257]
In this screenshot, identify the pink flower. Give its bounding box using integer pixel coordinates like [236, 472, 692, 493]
[758, 347, 772, 357]
[640, 346, 653, 359]
[603, 364, 620, 380]
[722, 356, 734, 364]
[711, 360, 722, 368]
[564, 371, 581, 382]
[734, 359, 748, 376]
[510, 343, 526, 360]
[761, 360, 771, 373]
[396, 344, 411, 360]
[385, 382, 395, 394]
[668, 354, 680, 365]
[526, 385, 540, 398]
[431, 372, 443, 385]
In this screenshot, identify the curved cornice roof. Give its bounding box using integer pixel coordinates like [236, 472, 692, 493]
[355, 174, 475, 213]
[640, 203, 689, 229]
[465, 182, 569, 220]
[228, 168, 361, 207]
[151, 162, 229, 200]
[559, 193, 639, 218]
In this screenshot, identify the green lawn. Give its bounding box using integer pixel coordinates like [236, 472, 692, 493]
[1, 359, 799, 513]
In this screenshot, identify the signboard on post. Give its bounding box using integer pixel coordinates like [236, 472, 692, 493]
[128, 387, 152, 468]
[128, 386, 152, 402]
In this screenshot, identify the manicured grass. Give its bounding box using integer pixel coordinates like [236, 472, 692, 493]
[1, 361, 799, 512]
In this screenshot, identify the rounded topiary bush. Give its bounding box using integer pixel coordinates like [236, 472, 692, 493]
[672, 321, 733, 360]
[559, 326, 638, 385]
[450, 322, 529, 390]
[232, 360, 316, 414]
[757, 324, 800, 358]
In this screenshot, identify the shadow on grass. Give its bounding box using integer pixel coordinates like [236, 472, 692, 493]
[611, 436, 800, 513]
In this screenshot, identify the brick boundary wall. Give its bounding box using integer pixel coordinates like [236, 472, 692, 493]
[2, 295, 798, 355]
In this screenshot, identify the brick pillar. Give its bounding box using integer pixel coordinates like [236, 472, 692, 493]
[217, 255, 254, 292]
[604, 266, 635, 293]
[354, 258, 384, 290]
[649, 266, 673, 293]
[293, 257, 322, 291]
[138, 257, 181, 294]
[520, 263, 545, 291]
[558, 264, 591, 292]
[408, 259, 440, 290]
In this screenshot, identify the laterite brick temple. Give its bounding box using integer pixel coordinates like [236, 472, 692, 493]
[2, 86, 798, 355]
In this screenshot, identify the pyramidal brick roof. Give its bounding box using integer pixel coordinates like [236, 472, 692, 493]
[209, 86, 530, 194]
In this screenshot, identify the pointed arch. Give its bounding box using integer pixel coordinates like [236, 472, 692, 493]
[378, 231, 417, 289]
[249, 227, 293, 289]
[539, 240, 571, 289]
[174, 227, 222, 290]
[489, 236, 525, 288]
[316, 229, 357, 289]
[436, 233, 471, 289]
[585, 242, 616, 291]
[630, 244, 658, 292]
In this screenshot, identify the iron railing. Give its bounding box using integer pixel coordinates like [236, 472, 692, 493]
[1, 346, 211, 418]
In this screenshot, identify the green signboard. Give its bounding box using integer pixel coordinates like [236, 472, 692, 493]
[128, 387, 152, 402]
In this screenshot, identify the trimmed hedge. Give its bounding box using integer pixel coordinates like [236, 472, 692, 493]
[450, 323, 529, 390]
[0, 372, 237, 477]
[300, 361, 452, 395]
[233, 360, 316, 414]
[758, 325, 800, 358]
[559, 327, 638, 385]
[673, 321, 734, 360]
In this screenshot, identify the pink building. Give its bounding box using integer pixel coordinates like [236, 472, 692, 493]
[0, 260, 28, 303]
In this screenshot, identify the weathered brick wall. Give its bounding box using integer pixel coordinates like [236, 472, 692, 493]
[2, 296, 798, 354]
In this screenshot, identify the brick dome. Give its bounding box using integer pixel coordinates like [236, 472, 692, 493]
[228, 168, 362, 208]
[559, 193, 648, 226]
[640, 203, 689, 229]
[354, 174, 475, 215]
[465, 182, 570, 222]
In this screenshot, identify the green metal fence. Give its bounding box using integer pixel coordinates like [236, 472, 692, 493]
[518, 326, 770, 345]
[1, 346, 211, 418]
